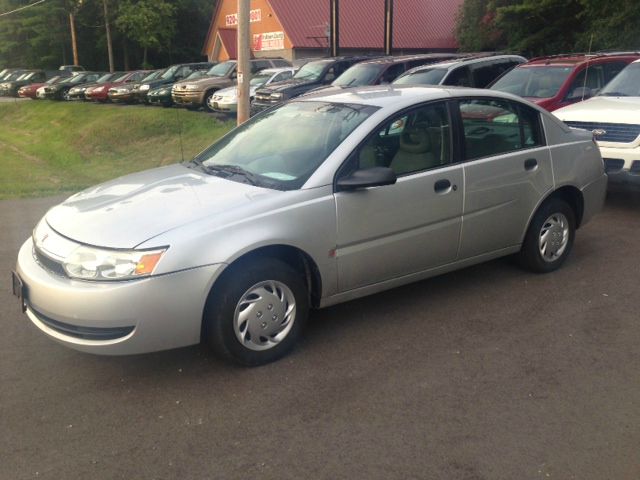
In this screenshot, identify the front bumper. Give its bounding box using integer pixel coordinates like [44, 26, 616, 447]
[600, 146, 640, 190]
[147, 93, 172, 106]
[210, 97, 237, 112]
[15, 238, 224, 355]
[172, 91, 204, 107]
[108, 92, 136, 103]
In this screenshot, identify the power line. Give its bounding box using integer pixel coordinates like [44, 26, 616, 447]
[0, 0, 48, 18]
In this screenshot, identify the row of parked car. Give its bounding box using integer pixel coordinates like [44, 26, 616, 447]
[3, 51, 640, 188]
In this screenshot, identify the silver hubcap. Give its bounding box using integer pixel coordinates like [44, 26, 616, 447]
[233, 280, 296, 351]
[538, 212, 569, 262]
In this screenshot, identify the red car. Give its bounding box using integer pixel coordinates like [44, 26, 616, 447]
[489, 52, 640, 111]
[18, 75, 67, 99]
[84, 70, 149, 102]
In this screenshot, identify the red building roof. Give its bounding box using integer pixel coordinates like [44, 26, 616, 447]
[268, 0, 462, 50]
[217, 28, 237, 59]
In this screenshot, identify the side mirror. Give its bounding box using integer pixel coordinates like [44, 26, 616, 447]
[337, 167, 397, 191]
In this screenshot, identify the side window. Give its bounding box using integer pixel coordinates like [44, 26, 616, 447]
[272, 59, 290, 67]
[273, 71, 292, 82]
[350, 102, 451, 176]
[460, 98, 544, 160]
[251, 60, 271, 73]
[444, 66, 472, 87]
[471, 62, 503, 88]
[379, 63, 405, 84]
[603, 61, 627, 83]
[566, 65, 604, 100]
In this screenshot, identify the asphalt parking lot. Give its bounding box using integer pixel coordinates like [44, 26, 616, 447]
[2, 192, 639, 480]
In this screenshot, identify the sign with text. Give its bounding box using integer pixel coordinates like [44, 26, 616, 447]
[253, 31, 285, 51]
[225, 9, 261, 26]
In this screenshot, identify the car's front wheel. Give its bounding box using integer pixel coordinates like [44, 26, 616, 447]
[519, 197, 576, 273]
[203, 90, 217, 112]
[204, 257, 309, 366]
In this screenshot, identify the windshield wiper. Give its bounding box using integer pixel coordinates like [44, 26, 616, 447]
[599, 91, 629, 97]
[202, 164, 261, 186]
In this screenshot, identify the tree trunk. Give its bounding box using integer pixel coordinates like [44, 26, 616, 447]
[103, 0, 115, 72]
[69, 13, 79, 66]
[123, 40, 130, 71]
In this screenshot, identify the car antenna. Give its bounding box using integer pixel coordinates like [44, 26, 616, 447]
[582, 34, 594, 102]
[175, 104, 185, 162]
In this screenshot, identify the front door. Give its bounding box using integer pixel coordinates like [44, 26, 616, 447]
[334, 101, 464, 292]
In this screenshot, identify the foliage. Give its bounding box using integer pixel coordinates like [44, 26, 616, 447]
[456, 0, 640, 55]
[0, 0, 215, 70]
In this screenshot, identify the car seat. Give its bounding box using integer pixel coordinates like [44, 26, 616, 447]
[390, 123, 438, 174]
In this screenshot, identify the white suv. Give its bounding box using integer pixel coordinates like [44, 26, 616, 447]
[554, 59, 640, 190]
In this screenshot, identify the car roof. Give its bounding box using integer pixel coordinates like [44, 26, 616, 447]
[297, 84, 534, 110]
[522, 52, 640, 67]
[404, 54, 527, 75]
[353, 53, 465, 66]
[258, 67, 295, 75]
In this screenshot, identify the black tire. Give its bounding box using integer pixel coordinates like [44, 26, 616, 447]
[203, 90, 216, 112]
[203, 257, 309, 366]
[518, 197, 576, 273]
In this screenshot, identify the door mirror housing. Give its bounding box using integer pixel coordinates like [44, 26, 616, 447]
[337, 167, 397, 191]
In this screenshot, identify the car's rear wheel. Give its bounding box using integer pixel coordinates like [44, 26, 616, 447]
[203, 257, 308, 366]
[519, 197, 575, 273]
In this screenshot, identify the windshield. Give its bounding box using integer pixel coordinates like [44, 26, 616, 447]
[97, 73, 115, 82]
[68, 74, 88, 84]
[393, 68, 447, 85]
[334, 64, 382, 87]
[7, 72, 25, 81]
[250, 73, 272, 86]
[599, 63, 640, 97]
[23, 72, 37, 80]
[193, 101, 377, 190]
[142, 69, 163, 82]
[206, 62, 236, 77]
[186, 70, 205, 80]
[161, 65, 180, 79]
[294, 62, 328, 81]
[491, 66, 573, 98]
[112, 73, 129, 82]
[46, 76, 61, 84]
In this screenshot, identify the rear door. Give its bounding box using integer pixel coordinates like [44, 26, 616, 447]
[456, 97, 553, 258]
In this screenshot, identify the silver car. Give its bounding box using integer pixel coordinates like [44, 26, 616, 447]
[13, 86, 607, 365]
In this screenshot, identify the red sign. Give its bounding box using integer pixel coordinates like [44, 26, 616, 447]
[225, 9, 261, 26]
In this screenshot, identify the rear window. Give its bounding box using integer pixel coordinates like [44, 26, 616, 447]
[491, 66, 574, 98]
[393, 68, 447, 86]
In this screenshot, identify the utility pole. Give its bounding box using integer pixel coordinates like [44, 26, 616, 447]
[329, 0, 339, 57]
[237, 0, 251, 125]
[69, 12, 79, 66]
[103, 0, 114, 72]
[384, 0, 393, 55]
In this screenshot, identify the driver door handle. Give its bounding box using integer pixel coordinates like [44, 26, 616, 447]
[434, 179, 455, 194]
[524, 158, 538, 171]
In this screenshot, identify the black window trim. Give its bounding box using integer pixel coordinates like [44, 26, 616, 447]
[453, 96, 547, 162]
[333, 99, 458, 191]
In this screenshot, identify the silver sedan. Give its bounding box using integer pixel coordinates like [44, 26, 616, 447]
[13, 86, 607, 365]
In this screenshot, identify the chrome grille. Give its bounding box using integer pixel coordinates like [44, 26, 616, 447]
[564, 121, 640, 143]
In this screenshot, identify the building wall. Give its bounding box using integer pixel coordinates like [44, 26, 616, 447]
[205, 0, 294, 62]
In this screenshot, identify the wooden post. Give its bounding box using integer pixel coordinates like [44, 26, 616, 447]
[237, 0, 251, 125]
[384, 0, 393, 55]
[330, 0, 339, 57]
[69, 13, 79, 66]
[103, 0, 115, 72]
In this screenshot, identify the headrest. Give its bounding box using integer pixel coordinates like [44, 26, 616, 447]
[399, 124, 431, 154]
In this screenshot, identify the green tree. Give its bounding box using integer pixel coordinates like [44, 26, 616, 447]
[115, 0, 176, 67]
[456, 0, 508, 52]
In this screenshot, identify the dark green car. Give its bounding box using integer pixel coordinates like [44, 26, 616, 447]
[146, 70, 210, 107]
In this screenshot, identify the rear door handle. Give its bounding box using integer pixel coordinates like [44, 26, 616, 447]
[524, 158, 538, 171]
[434, 179, 454, 194]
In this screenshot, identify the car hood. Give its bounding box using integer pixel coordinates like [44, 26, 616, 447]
[180, 76, 230, 88]
[216, 85, 258, 97]
[553, 96, 640, 124]
[145, 78, 176, 88]
[262, 78, 316, 93]
[45, 163, 278, 249]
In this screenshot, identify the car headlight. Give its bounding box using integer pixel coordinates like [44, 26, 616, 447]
[270, 92, 284, 100]
[63, 245, 167, 281]
[139, 84, 150, 91]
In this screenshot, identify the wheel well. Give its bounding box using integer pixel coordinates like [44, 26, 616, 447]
[217, 245, 323, 308]
[549, 186, 584, 228]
